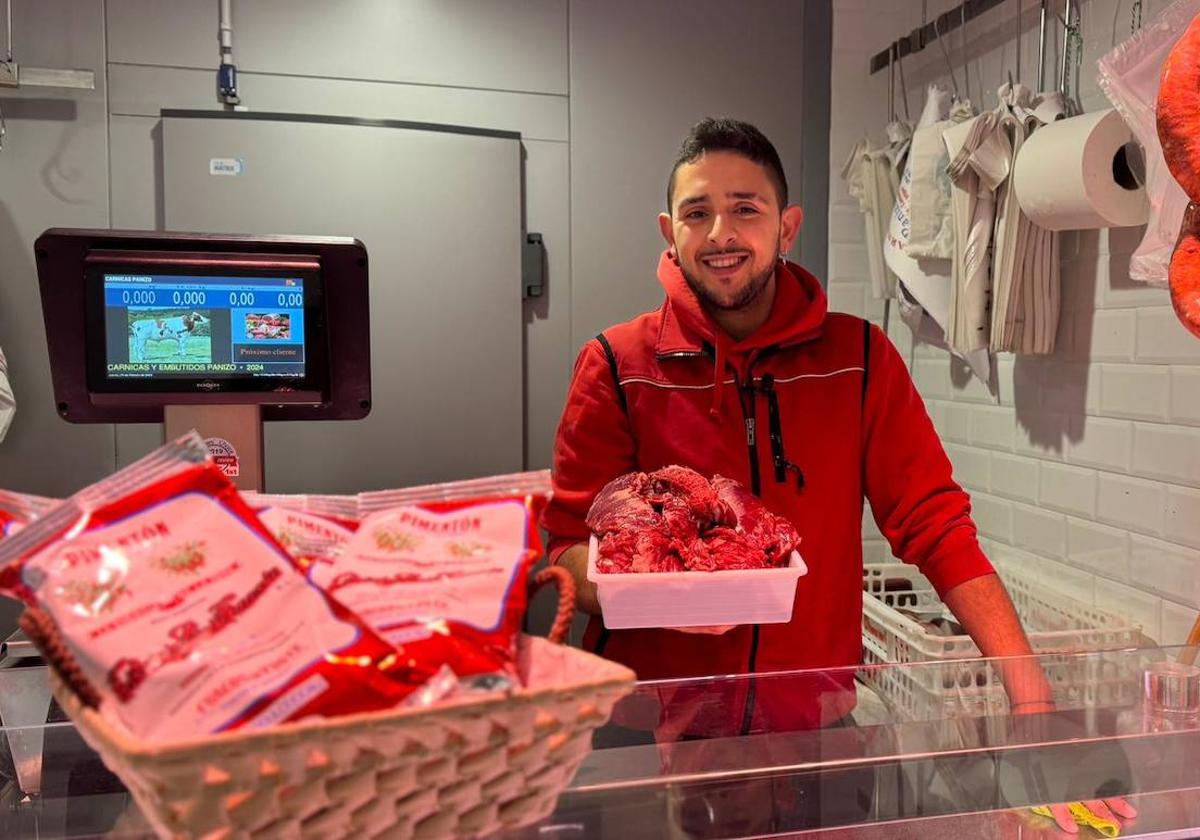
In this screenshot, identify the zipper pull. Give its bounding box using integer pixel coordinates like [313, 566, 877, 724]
[745, 417, 756, 446]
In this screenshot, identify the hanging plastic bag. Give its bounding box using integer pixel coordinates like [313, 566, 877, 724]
[841, 120, 911, 301]
[907, 96, 973, 260]
[1098, 0, 1200, 287]
[886, 87, 954, 327]
[0, 346, 14, 443]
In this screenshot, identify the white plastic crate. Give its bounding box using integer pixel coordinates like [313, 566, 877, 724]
[587, 534, 807, 629]
[860, 563, 1143, 720]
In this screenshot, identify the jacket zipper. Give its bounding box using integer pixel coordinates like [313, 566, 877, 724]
[735, 363, 763, 736]
[680, 344, 771, 735]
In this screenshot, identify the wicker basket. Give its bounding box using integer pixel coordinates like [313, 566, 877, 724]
[25, 569, 636, 839]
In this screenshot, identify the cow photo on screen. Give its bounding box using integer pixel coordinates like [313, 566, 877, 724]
[128, 309, 213, 364]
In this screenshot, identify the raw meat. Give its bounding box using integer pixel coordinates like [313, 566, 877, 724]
[712, 475, 801, 560]
[586, 472, 661, 534]
[646, 465, 732, 527]
[1158, 12, 1200, 338]
[1169, 203, 1200, 340]
[587, 466, 800, 574]
[1158, 13, 1200, 205]
[596, 529, 683, 574]
[686, 527, 771, 572]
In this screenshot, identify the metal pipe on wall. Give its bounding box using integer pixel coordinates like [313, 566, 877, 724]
[217, 0, 239, 105]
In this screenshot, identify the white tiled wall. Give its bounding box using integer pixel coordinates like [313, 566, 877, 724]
[832, 0, 1200, 645]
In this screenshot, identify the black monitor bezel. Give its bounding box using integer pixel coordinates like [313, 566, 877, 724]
[35, 229, 372, 423]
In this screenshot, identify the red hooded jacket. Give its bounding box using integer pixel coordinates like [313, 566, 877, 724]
[542, 252, 994, 733]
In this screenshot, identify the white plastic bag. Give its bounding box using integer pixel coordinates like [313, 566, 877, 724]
[1097, 0, 1200, 287]
[907, 95, 973, 260]
[885, 85, 954, 323]
[0, 345, 14, 443]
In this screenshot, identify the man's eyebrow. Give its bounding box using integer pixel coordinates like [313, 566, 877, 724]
[677, 191, 766, 209]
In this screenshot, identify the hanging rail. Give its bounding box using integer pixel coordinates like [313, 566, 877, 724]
[868, 0, 1010, 74]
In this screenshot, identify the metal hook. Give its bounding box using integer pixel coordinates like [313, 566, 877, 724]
[1015, 0, 1022, 84]
[934, 15, 961, 100]
[1037, 0, 1047, 91]
[961, 3, 970, 103]
[888, 43, 896, 122]
[1059, 0, 1071, 96]
[897, 45, 910, 121]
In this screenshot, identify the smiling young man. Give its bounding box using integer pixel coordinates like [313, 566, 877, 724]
[542, 118, 1052, 735]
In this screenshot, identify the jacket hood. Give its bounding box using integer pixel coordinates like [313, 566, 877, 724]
[655, 250, 828, 415]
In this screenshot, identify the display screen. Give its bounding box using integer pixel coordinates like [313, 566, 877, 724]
[102, 273, 307, 380]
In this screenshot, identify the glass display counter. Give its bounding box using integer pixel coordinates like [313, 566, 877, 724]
[2, 644, 1199, 838]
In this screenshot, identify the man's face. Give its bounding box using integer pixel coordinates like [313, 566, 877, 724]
[659, 151, 802, 312]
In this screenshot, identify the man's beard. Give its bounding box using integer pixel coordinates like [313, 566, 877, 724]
[682, 257, 776, 312]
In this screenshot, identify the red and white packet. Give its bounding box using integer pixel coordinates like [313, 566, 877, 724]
[330, 471, 553, 677]
[0, 434, 490, 742]
[241, 491, 358, 569]
[0, 490, 60, 538]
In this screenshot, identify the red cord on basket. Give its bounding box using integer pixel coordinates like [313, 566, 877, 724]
[531, 566, 576, 645]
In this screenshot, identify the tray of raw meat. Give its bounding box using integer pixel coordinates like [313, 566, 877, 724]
[585, 466, 807, 629]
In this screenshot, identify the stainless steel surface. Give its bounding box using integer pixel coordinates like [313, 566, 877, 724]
[792, 786, 1200, 839]
[162, 113, 525, 492]
[0, 666, 52, 797]
[1, 629, 39, 664]
[1144, 662, 1200, 715]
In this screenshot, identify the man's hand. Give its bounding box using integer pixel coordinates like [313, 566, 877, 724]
[556, 543, 602, 615]
[1033, 798, 1138, 835]
[672, 625, 737, 635]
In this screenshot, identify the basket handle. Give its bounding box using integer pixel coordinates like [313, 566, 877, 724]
[19, 606, 103, 709]
[529, 565, 575, 645]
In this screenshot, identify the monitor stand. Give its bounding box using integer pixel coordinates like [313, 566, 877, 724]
[163, 404, 264, 491]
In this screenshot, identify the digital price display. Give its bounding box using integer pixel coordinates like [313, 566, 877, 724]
[101, 274, 307, 380]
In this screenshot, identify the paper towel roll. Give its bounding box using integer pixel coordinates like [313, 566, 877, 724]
[1013, 108, 1149, 231]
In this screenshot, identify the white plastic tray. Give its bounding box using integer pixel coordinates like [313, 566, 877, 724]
[586, 533, 807, 629]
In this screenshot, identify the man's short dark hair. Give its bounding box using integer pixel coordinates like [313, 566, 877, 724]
[667, 117, 788, 211]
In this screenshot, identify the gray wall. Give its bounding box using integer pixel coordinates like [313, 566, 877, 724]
[0, 0, 114, 497]
[568, 0, 825, 347]
[0, 0, 829, 494]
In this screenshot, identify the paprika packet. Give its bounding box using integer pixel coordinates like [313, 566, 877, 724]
[242, 492, 358, 568]
[0, 489, 60, 538]
[0, 434, 491, 742]
[334, 471, 553, 677]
